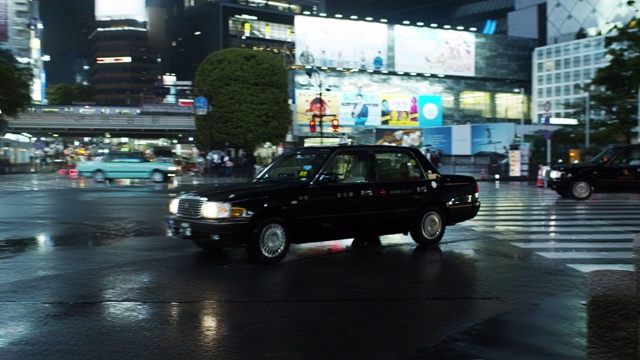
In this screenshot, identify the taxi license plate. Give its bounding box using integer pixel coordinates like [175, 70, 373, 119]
[180, 223, 192, 236]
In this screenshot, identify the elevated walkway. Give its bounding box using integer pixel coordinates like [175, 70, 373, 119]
[7, 104, 196, 137]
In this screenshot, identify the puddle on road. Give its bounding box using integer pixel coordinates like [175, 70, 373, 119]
[0, 220, 163, 258]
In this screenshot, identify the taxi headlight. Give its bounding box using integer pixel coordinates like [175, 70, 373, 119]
[202, 202, 231, 219]
[549, 170, 572, 179]
[169, 198, 179, 214]
[168, 166, 178, 171]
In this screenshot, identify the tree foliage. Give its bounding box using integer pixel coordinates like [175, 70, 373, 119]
[46, 83, 95, 105]
[0, 48, 32, 130]
[589, 15, 640, 146]
[193, 48, 290, 151]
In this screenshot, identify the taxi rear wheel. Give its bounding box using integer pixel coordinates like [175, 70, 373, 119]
[570, 179, 592, 200]
[247, 218, 290, 264]
[410, 207, 446, 245]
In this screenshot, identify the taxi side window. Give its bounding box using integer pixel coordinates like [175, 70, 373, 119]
[322, 152, 370, 183]
[611, 149, 640, 166]
[374, 151, 425, 181]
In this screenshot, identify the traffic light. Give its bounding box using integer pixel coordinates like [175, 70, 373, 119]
[309, 118, 316, 133]
[331, 118, 339, 132]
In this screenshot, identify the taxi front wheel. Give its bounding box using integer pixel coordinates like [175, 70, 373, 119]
[247, 218, 290, 264]
[570, 179, 593, 200]
[411, 207, 446, 245]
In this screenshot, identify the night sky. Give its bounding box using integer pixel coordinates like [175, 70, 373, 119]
[38, 0, 469, 85]
[325, 0, 474, 24]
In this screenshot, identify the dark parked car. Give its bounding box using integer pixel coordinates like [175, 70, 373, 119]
[166, 145, 481, 264]
[548, 144, 640, 200]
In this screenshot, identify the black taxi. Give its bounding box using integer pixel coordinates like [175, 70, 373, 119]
[548, 144, 640, 200]
[167, 145, 480, 264]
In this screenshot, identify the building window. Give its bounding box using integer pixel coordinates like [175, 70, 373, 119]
[460, 91, 491, 118]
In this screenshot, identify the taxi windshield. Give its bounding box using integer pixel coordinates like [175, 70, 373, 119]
[255, 149, 331, 182]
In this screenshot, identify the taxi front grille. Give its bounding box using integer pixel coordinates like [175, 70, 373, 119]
[177, 197, 204, 218]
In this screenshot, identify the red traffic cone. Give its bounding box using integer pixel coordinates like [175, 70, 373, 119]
[537, 166, 544, 187]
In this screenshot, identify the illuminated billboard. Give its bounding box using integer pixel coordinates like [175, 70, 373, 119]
[95, 0, 147, 21]
[294, 16, 389, 70]
[393, 26, 475, 76]
[294, 16, 476, 76]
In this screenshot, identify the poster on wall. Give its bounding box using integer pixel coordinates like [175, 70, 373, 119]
[423, 123, 515, 155]
[339, 92, 381, 126]
[295, 90, 341, 125]
[294, 16, 389, 70]
[375, 128, 424, 148]
[394, 26, 475, 76]
[470, 123, 515, 154]
[417, 95, 443, 127]
[422, 126, 452, 154]
[379, 95, 415, 126]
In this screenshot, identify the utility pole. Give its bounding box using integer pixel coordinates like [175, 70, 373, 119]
[585, 86, 590, 151]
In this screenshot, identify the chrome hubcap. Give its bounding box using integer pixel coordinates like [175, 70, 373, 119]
[422, 212, 441, 239]
[260, 223, 286, 258]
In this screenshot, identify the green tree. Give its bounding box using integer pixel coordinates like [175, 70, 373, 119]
[46, 83, 95, 105]
[0, 49, 32, 131]
[589, 15, 640, 146]
[193, 48, 290, 151]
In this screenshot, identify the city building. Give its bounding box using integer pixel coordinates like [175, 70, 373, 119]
[532, 0, 640, 134]
[87, 0, 168, 106]
[0, 0, 45, 103]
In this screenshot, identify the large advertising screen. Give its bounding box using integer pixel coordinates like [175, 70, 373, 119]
[95, 0, 147, 21]
[294, 16, 476, 76]
[393, 26, 475, 76]
[294, 16, 389, 70]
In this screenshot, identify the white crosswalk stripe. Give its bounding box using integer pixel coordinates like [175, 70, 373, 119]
[468, 183, 640, 273]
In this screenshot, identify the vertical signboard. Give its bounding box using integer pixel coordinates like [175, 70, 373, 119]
[509, 150, 522, 176]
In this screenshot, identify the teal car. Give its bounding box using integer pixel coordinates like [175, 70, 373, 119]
[76, 151, 178, 183]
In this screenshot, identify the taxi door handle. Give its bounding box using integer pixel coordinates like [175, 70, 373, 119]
[417, 186, 428, 193]
[361, 190, 373, 196]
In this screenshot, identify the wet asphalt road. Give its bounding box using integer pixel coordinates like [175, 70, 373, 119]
[1, 173, 638, 359]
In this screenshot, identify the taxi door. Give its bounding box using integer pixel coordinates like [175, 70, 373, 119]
[371, 149, 434, 234]
[305, 150, 376, 240]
